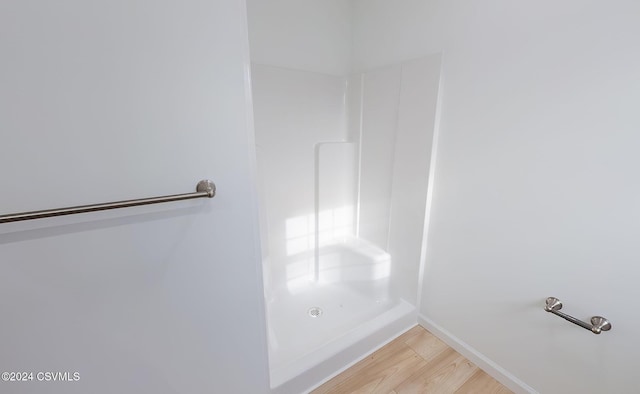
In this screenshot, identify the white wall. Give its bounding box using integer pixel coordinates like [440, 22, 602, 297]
[0, 1, 270, 393]
[352, 0, 443, 72]
[354, 1, 640, 393]
[246, 0, 352, 76]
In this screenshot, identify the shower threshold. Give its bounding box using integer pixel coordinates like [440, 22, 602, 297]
[269, 295, 415, 393]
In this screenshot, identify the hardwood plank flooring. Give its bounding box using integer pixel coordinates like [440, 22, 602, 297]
[312, 326, 512, 394]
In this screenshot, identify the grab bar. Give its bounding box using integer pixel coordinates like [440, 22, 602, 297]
[544, 297, 612, 334]
[0, 180, 216, 224]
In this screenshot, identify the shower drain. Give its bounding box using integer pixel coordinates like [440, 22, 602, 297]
[308, 307, 323, 318]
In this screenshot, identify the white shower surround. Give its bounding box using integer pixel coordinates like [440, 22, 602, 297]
[251, 56, 441, 392]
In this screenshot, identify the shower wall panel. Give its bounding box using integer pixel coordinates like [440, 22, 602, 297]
[387, 55, 441, 303]
[251, 64, 349, 290]
[350, 56, 441, 302]
[356, 65, 402, 249]
[317, 142, 357, 250]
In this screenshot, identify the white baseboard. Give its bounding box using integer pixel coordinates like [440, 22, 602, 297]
[417, 314, 537, 394]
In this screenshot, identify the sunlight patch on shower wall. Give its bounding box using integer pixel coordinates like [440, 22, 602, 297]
[284, 206, 354, 255]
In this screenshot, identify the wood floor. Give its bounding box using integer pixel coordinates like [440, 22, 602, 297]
[312, 325, 512, 394]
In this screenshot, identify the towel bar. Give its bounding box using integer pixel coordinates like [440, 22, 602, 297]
[544, 297, 611, 334]
[0, 180, 216, 224]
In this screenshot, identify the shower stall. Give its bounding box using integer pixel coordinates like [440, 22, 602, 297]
[251, 56, 441, 392]
[247, 4, 441, 392]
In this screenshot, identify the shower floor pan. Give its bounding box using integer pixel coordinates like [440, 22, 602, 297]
[266, 240, 416, 393]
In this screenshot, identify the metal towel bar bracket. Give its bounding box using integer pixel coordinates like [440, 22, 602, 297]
[544, 297, 612, 334]
[0, 180, 216, 224]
